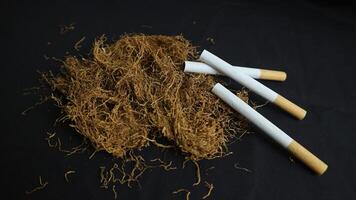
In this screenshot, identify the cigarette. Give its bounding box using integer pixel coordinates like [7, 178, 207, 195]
[212, 83, 328, 175]
[184, 61, 287, 81]
[199, 50, 306, 120]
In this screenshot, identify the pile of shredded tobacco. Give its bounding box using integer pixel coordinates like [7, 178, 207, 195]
[41, 34, 249, 188]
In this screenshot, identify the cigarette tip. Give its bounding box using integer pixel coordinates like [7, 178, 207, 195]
[317, 164, 328, 176]
[183, 61, 189, 72]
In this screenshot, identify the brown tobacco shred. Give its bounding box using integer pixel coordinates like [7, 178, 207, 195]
[205, 166, 215, 175]
[43, 34, 248, 160]
[150, 158, 177, 171]
[64, 170, 76, 182]
[234, 162, 252, 173]
[112, 185, 118, 199]
[192, 160, 201, 186]
[42, 34, 249, 187]
[26, 176, 48, 194]
[45, 132, 88, 156]
[202, 181, 214, 199]
[172, 188, 191, 200]
[59, 23, 75, 35]
[74, 36, 86, 51]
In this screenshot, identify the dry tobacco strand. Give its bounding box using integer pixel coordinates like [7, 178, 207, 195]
[205, 166, 215, 175]
[202, 181, 214, 199]
[45, 132, 88, 156]
[64, 170, 76, 182]
[74, 36, 86, 51]
[59, 23, 75, 35]
[26, 176, 48, 194]
[234, 162, 252, 173]
[150, 158, 177, 171]
[172, 188, 191, 200]
[192, 160, 201, 186]
[112, 185, 118, 199]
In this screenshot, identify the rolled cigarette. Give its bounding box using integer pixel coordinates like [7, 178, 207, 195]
[200, 50, 306, 120]
[212, 83, 328, 175]
[184, 61, 287, 81]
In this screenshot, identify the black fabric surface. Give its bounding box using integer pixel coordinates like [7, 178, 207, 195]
[2, 0, 356, 199]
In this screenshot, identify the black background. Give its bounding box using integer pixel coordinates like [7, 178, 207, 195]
[2, 0, 356, 199]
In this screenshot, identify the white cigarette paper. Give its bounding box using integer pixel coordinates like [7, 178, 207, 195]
[212, 83, 327, 175]
[184, 61, 260, 79]
[212, 83, 292, 147]
[184, 61, 287, 81]
[200, 50, 306, 120]
[200, 50, 278, 102]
